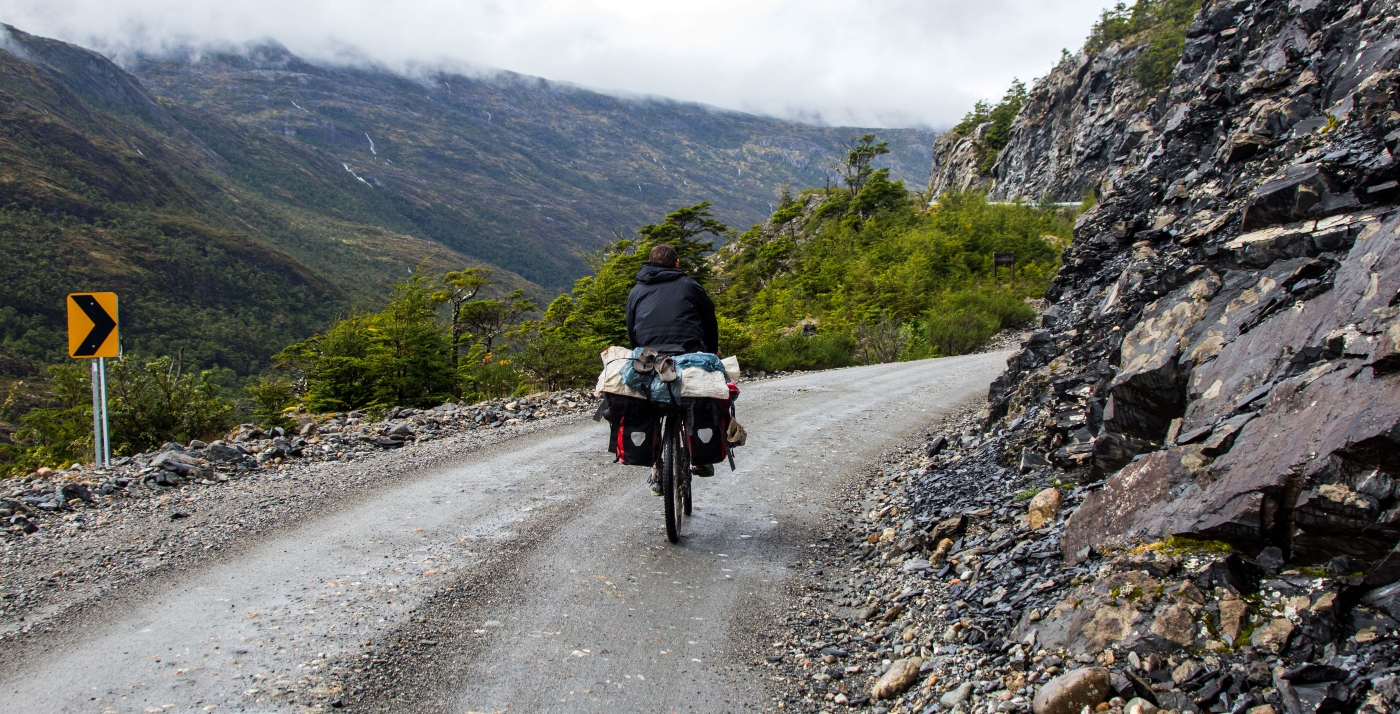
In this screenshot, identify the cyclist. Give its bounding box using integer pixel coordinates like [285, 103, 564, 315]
[626, 244, 720, 494]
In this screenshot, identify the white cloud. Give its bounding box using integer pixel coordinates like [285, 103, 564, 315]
[0, 0, 1108, 128]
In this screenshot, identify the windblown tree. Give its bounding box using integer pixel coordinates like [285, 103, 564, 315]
[838, 134, 891, 196]
[458, 290, 537, 354]
[435, 267, 491, 371]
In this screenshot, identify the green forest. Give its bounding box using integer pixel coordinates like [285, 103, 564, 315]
[1, 133, 1074, 476]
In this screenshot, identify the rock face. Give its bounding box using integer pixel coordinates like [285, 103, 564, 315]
[934, 0, 1400, 575]
[929, 42, 1153, 202]
[928, 127, 994, 198]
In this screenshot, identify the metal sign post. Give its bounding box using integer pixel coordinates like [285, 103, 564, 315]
[89, 359, 109, 466]
[99, 356, 111, 466]
[993, 252, 1016, 283]
[68, 293, 119, 468]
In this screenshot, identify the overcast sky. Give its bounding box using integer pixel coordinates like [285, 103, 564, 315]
[0, 0, 1109, 128]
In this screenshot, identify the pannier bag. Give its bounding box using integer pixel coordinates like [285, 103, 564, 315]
[602, 393, 660, 466]
[686, 398, 730, 466]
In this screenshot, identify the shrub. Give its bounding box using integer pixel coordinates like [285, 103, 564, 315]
[246, 376, 296, 429]
[924, 290, 1037, 356]
[0, 363, 92, 475]
[925, 309, 1002, 357]
[742, 329, 857, 373]
[106, 355, 234, 454]
[511, 331, 606, 392]
[277, 270, 456, 411]
[459, 353, 529, 401]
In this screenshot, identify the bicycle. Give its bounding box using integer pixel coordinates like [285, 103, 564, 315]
[656, 401, 692, 543]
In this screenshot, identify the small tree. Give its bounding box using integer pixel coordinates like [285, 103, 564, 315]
[0, 364, 92, 473]
[458, 289, 536, 355]
[839, 134, 891, 196]
[372, 270, 456, 407]
[275, 313, 377, 413]
[246, 376, 295, 429]
[556, 201, 732, 346]
[435, 267, 491, 371]
[510, 295, 608, 391]
[107, 354, 233, 453]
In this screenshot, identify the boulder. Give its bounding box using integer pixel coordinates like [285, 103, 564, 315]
[1361, 581, 1400, 621]
[941, 681, 974, 708]
[925, 435, 948, 457]
[1249, 617, 1295, 653]
[1123, 697, 1159, 714]
[1219, 598, 1249, 642]
[929, 538, 956, 565]
[1148, 603, 1197, 646]
[927, 514, 967, 543]
[1020, 448, 1051, 473]
[1033, 667, 1112, 714]
[150, 450, 200, 475]
[1240, 164, 1352, 231]
[59, 482, 93, 503]
[1028, 488, 1063, 529]
[1011, 571, 1159, 654]
[203, 443, 245, 463]
[870, 657, 922, 700]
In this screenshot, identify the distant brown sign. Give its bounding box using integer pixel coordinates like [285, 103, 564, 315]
[993, 252, 1016, 282]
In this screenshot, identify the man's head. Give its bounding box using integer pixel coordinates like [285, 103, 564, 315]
[648, 244, 680, 268]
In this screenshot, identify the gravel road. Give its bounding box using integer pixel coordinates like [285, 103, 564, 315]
[1, 353, 1008, 714]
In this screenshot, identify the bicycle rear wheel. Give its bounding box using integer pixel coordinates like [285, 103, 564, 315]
[662, 415, 682, 543]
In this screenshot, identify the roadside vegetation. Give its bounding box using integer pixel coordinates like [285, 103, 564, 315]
[1, 135, 1073, 476]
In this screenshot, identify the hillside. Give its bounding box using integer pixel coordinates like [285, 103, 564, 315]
[0, 26, 935, 374]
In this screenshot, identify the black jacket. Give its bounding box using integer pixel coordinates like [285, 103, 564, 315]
[626, 262, 719, 354]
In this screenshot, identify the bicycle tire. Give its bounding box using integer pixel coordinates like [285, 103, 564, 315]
[662, 415, 681, 543]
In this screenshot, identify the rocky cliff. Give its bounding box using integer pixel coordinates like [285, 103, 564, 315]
[930, 40, 1155, 202]
[938, 0, 1400, 644]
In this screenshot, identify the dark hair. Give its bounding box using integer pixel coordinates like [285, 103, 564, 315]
[648, 244, 679, 266]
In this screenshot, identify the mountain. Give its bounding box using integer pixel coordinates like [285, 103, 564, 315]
[0, 26, 936, 375]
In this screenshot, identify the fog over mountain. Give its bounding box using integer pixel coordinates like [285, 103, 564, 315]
[0, 0, 1108, 128]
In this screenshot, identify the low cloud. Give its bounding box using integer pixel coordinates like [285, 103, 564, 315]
[0, 0, 1108, 128]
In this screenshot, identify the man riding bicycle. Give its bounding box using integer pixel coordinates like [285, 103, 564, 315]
[626, 244, 720, 494]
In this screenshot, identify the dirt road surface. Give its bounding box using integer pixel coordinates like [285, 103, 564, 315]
[1, 354, 1008, 713]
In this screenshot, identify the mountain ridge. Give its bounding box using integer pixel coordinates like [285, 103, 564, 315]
[0, 25, 936, 374]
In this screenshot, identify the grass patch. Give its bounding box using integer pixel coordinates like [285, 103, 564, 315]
[1150, 536, 1235, 556]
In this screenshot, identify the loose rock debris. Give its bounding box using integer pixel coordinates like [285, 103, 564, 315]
[0, 391, 598, 641]
[753, 404, 1399, 714]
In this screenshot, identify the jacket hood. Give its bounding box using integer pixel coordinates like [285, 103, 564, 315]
[635, 262, 686, 285]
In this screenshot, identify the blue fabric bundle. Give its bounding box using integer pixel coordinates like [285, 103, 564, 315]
[674, 352, 731, 382]
[619, 349, 729, 404]
[619, 347, 681, 404]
